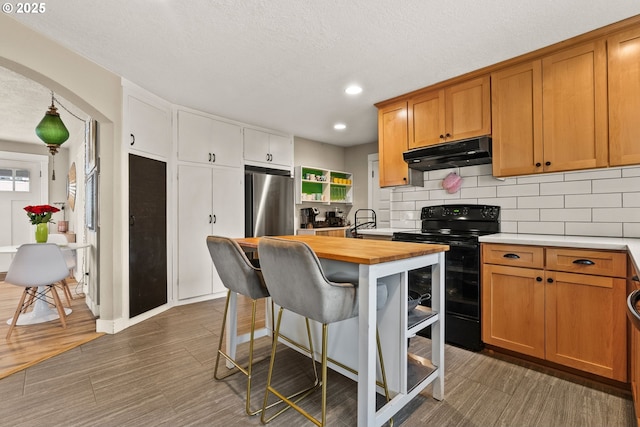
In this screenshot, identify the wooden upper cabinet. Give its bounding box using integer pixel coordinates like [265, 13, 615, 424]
[378, 101, 410, 187]
[492, 41, 608, 177]
[491, 60, 543, 177]
[408, 90, 445, 149]
[608, 27, 640, 166]
[542, 40, 608, 173]
[445, 75, 491, 142]
[408, 76, 490, 149]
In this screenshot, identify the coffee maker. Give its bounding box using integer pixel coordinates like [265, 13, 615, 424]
[300, 207, 319, 228]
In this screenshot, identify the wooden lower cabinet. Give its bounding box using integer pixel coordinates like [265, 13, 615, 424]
[482, 243, 627, 382]
[628, 260, 640, 423]
[297, 228, 347, 237]
[545, 271, 626, 381]
[482, 264, 545, 358]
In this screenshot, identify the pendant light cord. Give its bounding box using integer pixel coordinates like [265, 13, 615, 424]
[52, 93, 89, 123]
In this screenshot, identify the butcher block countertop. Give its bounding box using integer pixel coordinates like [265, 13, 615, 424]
[235, 235, 449, 265]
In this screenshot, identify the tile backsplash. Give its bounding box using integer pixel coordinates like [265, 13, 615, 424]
[389, 164, 640, 238]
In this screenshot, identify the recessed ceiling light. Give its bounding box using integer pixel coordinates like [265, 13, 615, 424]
[334, 123, 347, 130]
[345, 85, 363, 95]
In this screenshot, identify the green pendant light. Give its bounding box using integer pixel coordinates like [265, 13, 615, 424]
[35, 91, 69, 155]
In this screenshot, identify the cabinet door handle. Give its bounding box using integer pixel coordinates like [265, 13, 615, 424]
[445, 133, 451, 138]
[439, 134, 445, 139]
[545, 161, 551, 166]
[536, 277, 542, 282]
[547, 278, 554, 283]
[209, 153, 212, 162]
[129, 215, 135, 226]
[209, 214, 213, 224]
[213, 214, 217, 224]
[212, 153, 216, 163]
[266, 153, 270, 161]
[535, 162, 541, 167]
[269, 154, 273, 161]
[572, 259, 595, 266]
[130, 134, 135, 146]
[503, 253, 520, 259]
[633, 275, 640, 282]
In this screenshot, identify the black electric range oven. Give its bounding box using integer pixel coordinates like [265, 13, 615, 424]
[393, 204, 500, 351]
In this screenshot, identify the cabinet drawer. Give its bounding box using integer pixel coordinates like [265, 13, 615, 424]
[546, 248, 627, 278]
[482, 243, 544, 269]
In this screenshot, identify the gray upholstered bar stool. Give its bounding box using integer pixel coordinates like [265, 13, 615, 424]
[206, 235, 272, 416]
[258, 236, 390, 426]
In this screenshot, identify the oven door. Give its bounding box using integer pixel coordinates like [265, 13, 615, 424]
[399, 234, 480, 320]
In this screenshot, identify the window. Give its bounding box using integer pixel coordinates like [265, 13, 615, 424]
[0, 168, 30, 192]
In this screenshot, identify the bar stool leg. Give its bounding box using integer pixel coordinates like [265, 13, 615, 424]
[261, 308, 322, 424]
[214, 290, 269, 416]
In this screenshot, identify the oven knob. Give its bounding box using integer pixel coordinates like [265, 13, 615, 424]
[462, 208, 469, 216]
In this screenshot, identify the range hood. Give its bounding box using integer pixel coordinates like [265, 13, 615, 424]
[403, 136, 492, 171]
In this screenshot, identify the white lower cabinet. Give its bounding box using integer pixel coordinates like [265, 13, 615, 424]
[177, 164, 244, 300]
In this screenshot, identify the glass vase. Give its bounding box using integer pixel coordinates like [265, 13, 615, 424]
[35, 222, 49, 243]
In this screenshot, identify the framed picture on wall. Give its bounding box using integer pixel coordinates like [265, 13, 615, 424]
[85, 119, 98, 174]
[86, 171, 97, 231]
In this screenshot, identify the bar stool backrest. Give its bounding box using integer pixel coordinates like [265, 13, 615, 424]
[206, 236, 269, 300]
[258, 237, 358, 325]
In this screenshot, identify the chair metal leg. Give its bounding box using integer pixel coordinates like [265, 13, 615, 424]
[260, 321, 393, 426]
[214, 291, 271, 416]
[320, 323, 328, 427]
[261, 308, 322, 424]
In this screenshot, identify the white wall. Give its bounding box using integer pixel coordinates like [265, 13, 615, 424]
[1, 13, 123, 324]
[293, 136, 346, 224]
[389, 163, 640, 238]
[345, 142, 377, 225]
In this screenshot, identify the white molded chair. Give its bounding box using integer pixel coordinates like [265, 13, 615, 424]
[257, 237, 390, 426]
[46, 233, 76, 307]
[5, 243, 71, 339]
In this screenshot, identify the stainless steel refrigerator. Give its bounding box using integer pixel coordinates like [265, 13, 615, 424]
[245, 166, 294, 237]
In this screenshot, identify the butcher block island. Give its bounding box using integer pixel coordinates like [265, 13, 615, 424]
[234, 235, 449, 427]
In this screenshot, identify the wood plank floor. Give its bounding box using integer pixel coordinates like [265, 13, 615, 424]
[0, 280, 103, 379]
[0, 295, 635, 426]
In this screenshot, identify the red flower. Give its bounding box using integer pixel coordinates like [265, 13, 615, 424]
[24, 205, 60, 224]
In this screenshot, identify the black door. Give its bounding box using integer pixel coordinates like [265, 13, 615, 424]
[129, 154, 167, 317]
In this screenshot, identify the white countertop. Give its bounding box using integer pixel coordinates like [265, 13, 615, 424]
[479, 233, 640, 274]
[298, 226, 349, 231]
[356, 228, 418, 237]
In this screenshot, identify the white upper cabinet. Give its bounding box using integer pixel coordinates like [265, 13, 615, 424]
[243, 128, 293, 170]
[124, 83, 172, 158]
[176, 109, 243, 167]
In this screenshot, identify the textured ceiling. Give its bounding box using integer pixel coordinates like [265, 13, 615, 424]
[0, 66, 88, 146]
[4, 0, 640, 147]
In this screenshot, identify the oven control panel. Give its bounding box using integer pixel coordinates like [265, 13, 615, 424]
[421, 204, 500, 221]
